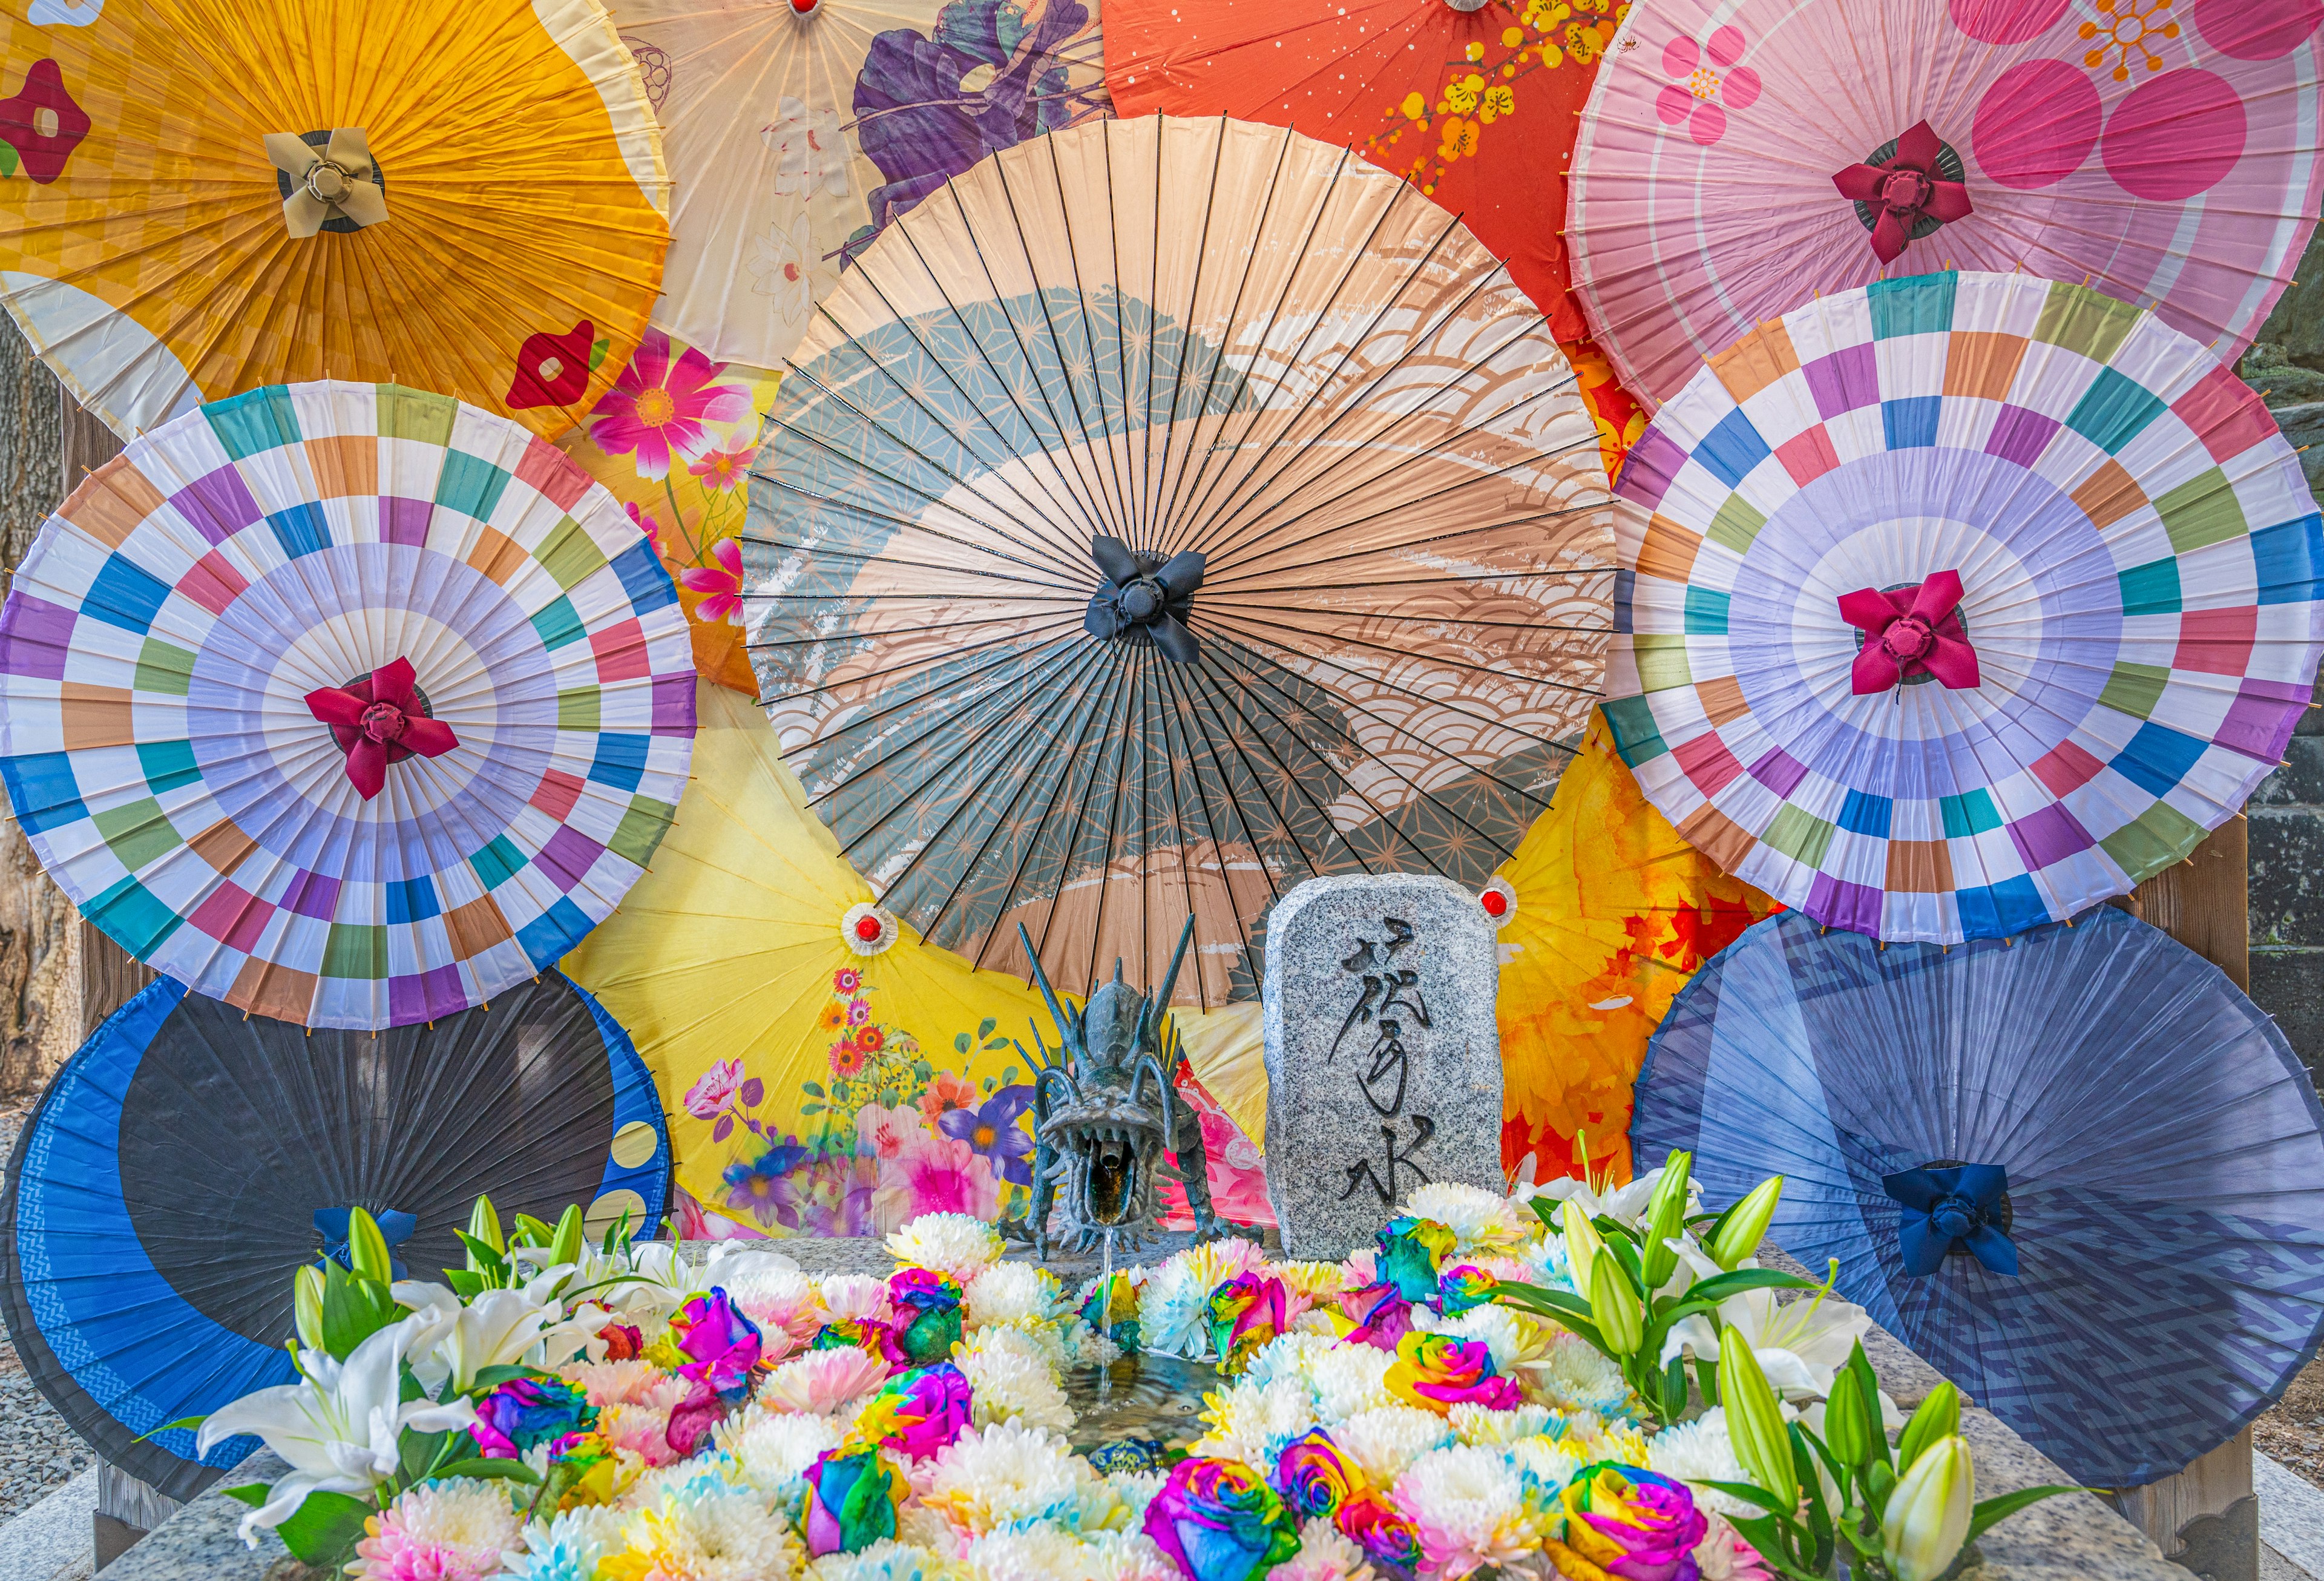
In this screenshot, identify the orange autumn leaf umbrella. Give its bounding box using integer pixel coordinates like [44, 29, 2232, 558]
[1494, 706, 1776, 1186]
[1104, 0, 1646, 468]
[0, 0, 668, 441]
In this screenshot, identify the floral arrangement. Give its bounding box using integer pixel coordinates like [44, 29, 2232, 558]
[195, 1159, 2064, 1581]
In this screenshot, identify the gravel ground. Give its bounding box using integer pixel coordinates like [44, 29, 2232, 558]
[2262, 1354, 2324, 1491]
[0, 1094, 96, 1521]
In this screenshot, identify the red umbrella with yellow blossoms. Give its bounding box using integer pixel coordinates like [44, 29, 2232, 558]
[1105, 0, 1648, 470]
[557, 327, 783, 695]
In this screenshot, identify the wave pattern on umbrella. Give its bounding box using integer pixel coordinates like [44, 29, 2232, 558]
[743, 116, 1619, 1004]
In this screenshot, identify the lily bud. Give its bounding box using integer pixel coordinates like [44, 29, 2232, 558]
[1718, 1329, 1797, 1511]
[468, 1194, 506, 1262]
[346, 1207, 392, 1285]
[1824, 1364, 1871, 1473]
[1640, 1151, 1693, 1291]
[1882, 1434, 1974, 1581]
[1710, 1176, 1784, 1270]
[1589, 1254, 1644, 1356]
[1897, 1381, 1961, 1477]
[1561, 1198, 1604, 1295]
[293, 1264, 324, 1352]
[551, 1203, 585, 1268]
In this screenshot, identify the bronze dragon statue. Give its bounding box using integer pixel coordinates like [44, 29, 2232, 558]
[1012, 917, 1223, 1260]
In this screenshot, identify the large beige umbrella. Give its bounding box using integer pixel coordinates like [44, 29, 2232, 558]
[741, 115, 1622, 1005]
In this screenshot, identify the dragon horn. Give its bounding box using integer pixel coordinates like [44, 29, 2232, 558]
[1146, 915, 1196, 1041]
[1018, 922, 1076, 1050]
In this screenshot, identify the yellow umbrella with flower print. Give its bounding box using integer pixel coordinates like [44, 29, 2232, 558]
[0, 0, 667, 441]
[562, 680, 1270, 1238]
[556, 330, 784, 695]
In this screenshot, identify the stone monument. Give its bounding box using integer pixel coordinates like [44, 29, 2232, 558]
[1262, 873, 1505, 1260]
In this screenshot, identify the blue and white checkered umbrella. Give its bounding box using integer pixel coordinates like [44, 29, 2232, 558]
[1633, 902, 2324, 1486]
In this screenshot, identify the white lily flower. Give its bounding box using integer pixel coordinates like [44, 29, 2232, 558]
[550, 1238, 698, 1319]
[194, 1315, 476, 1547]
[1661, 1283, 1876, 1400]
[1521, 1162, 1701, 1232]
[396, 1284, 611, 1396]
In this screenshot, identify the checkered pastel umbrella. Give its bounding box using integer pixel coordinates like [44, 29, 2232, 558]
[1606, 271, 2324, 942]
[0, 381, 696, 1028]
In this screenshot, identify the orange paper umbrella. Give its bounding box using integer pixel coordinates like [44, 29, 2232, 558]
[1105, 0, 1645, 468]
[0, 0, 668, 441]
[1494, 706, 1776, 1185]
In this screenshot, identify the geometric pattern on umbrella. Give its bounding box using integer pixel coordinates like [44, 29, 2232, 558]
[1606, 272, 2324, 943]
[743, 115, 1617, 1005]
[1566, 0, 2324, 409]
[1632, 906, 2324, 1487]
[0, 970, 667, 1500]
[0, 0, 669, 441]
[0, 383, 696, 1028]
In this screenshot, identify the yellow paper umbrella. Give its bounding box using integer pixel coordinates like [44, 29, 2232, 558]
[563, 681, 1267, 1237]
[609, 0, 1108, 373]
[1494, 708, 1777, 1188]
[0, 0, 668, 440]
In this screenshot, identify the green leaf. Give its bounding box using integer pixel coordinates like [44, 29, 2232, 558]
[954, 1033, 972, 1054]
[801, 1103, 823, 1116]
[1722, 1514, 1827, 1581]
[1966, 1485, 2080, 1544]
[978, 1017, 997, 1039]
[400, 1428, 452, 1485]
[220, 1484, 269, 1510]
[1528, 1195, 1561, 1232]
[470, 1365, 534, 1390]
[1694, 1355, 1720, 1409]
[0, 144, 20, 180]
[911, 1062, 933, 1081]
[982, 1078, 994, 1093]
[588, 337, 611, 371]
[1696, 1479, 1794, 1515]
[132, 1414, 209, 1443]
[983, 1038, 1010, 1051]
[318, 1260, 398, 1358]
[428, 1457, 543, 1486]
[1001, 1067, 1018, 1086]
[454, 1231, 510, 1284]
[445, 1269, 487, 1300]
[1682, 1269, 1819, 1306]
[802, 1081, 826, 1098]
[273, 1490, 376, 1568]
[1599, 1232, 1645, 1292]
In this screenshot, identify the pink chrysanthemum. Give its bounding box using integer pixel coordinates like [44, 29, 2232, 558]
[352, 1480, 520, 1581]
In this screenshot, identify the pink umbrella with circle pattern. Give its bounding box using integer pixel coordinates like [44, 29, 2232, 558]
[1569, 0, 2324, 410]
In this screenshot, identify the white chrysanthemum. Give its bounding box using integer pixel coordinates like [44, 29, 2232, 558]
[1290, 1307, 1341, 1338]
[560, 1358, 684, 1410]
[1266, 1516, 1379, 1581]
[957, 1328, 1075, 1432]
[1571, 1416, 1653, 1467]
[1414, 1304, 1530, 1375]
[1403, 1184, 1531, 1251]
[1507, 1435, 1583, 1495]
[1392, 1445, 1549, 1576]
[501, 1503, 625, 1580]
[919, 1422, 1124, 1538]
[619, 1458, 735, 1513]
[1649, 1407, 1756, 1517]
[1054, 1316, 1123, 1369]
[715, 1261, 821, 1333]
[1330, 1405, 1455, 1487]
[1133, 1261, 1217, 1361]
[1515, 1233, 1578, 1296]
[718, 1407, 849, 1497]
[358, 1479, 521, 1580]
[1270, 1261, 1351, 1302]
[1306, 1343, 1397, 1424]
[819, 1274, 891, 1323]
[1105, 1468, 1168, 1522]
[1190, 1377, 1315, 1467]
[804, 1536, 971, 1581]
[896, 1502, 963, 1556]
[611, 1488, 806, 1581]
[1242, 1333, 1337, 1395]
[967, 1525, 1179, 1581]
[761, 1346, 891, 1415]
[1530, 1332, 1635, 1419]
[965, 1262, 1063, 1328]
[1449, 1401, 1552, 1447]
[887, 1214, 1005, 1282]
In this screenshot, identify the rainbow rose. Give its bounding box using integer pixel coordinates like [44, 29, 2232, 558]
[845, 1362, 973, 1459]
[816, 1316, 907, 1369]
[1274, 1430, 1367, 1519]
[1385, 1331, 1522, 1414]
[1334, 1490, 1425, 1571]
[537, 1428, 619, 1511]
[804, 1444, 906, 1556]
[1544, 1462, 1710, 1581]
[1206, 1273, 1288, 1375]
[1142, 1457, 1302, 1581]
[1376, 1216, 1457, 1302]
[1436, 1263, 1500, 1317]
[467, 1375, 596, 1459]
[1340, 1282, 1415, 1352]
[665, 1287, 764, 1455]
[1082, 1270, 1141, 1350]
[886, 1267, 965, 1364]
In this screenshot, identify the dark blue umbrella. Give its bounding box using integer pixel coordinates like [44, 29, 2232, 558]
[0, 970, 669, 1500]
[1633, 904, 2324, 1487]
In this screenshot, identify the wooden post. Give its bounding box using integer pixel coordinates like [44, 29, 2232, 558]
[2113, 816, 2257, 1579]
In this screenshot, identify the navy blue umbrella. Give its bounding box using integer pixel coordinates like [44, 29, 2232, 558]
[0, 970, 669, 1500]
[1633, 904, 2324, 1487]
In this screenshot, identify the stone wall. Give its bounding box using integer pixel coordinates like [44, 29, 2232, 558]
[2242, 235, 2324, 1083]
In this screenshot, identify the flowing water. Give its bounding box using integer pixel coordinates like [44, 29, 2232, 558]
[1063, 1352, 1217, 1459]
